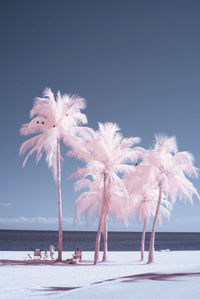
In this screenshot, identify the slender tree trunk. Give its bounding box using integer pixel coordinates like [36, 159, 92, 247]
[102, 173, 110, 263]
[102, 215, 108, 262]
[57, 139, 62, 262]
[94, 188, 105, 264]
[140, 218, 147, 261]
[94, 216, 103, 265]
[94, 172, 108, 265]
[147, 184, 162, 264]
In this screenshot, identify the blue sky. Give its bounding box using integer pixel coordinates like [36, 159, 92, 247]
[0, 0, 200, 232]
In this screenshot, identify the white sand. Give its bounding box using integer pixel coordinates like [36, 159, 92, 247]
[0, 251, 200, 298]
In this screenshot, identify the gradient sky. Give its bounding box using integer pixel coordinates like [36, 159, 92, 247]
[1, 0, 200, 232]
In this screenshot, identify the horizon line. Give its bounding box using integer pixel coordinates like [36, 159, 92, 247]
[0, 229, 199, 233]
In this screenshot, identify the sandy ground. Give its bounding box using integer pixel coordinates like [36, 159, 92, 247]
[0, 251, 200, 298]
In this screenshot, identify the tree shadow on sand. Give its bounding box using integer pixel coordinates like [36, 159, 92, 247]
[0, 259, 75, 266]
[37, 286, 80, 292]
[120, 272, 200, 282]
[90, 272, 200, 285]
[0, 259, 93, 266]
[37, 272, 200, 295]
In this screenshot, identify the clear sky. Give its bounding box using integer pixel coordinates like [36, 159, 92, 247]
[1, 0, 200, 232]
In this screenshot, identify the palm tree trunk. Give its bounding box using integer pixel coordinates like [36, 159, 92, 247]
[94, 192, 105, 265]
[140, 218, 147, 261]
[147, 184, 162, 264]
[57, 139, 62, 262]
[94, 172, 107, 265]
[102, 173, 110, 263]
[94, 215, 103, 265]
[102, 215, 108, 262]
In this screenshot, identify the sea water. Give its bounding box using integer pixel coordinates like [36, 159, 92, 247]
[0, 230, 200, 252]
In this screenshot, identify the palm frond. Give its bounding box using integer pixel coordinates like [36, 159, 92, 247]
[19, 135, 41, 155]
[154, 135, 178, 153]
[173, 151, 198, 177]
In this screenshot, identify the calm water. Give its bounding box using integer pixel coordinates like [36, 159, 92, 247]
[0, 230, 200, 251]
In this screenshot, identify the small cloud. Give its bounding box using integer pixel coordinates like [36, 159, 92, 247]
[0, 216, 75, 224]
[0, 202, 12, 207]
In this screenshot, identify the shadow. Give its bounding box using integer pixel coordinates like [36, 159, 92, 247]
[0, 259, 95, 267]
[90, 271, 200, 286]
[37, 271, 200, 295]
[120, 272, 200, 282]
[0, 259, 78, 266]
[91, 278, 115, 285]
[38, 286, 80, 292]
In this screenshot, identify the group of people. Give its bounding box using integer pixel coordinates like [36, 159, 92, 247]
[27, 244, 82, 263]
[27, 243, 55, 260]
[41, 243, 55, 260]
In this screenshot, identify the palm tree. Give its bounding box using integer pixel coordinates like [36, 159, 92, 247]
[69, 122, 143, 264]
[19, 88, 87, 261]
[135, 190, 170, 261]
[124, 163, 171, 261]
[74, 173, 129, 259]
[144, 135, 199, 263]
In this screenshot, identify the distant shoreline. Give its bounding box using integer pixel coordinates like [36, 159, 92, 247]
[1, 229, 200, 233]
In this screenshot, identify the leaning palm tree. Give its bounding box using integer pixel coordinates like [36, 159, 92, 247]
[124, 163, 171, 261]
[19, 88, 87, 261]
[69, 122, 143, 264]
[144, 135, 199, 263]
[74, 173, 130, 260]
[134, 190, 170, 261]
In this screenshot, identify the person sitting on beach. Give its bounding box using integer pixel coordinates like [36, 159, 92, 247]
[66, 248, 82, 264]
[34, 249, 42, 259]
[49, 243, 55, 260]
[73, 248, 82, 262]
[27, 252, 33, 259]
[43, 250, 49, 260]
[66, 257, 77, 264]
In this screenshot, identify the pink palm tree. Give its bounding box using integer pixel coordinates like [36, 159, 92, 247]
[74, 173, 129, 260]
[124, 164, 171, 261]
[135, 190, 170, 261]
[69, 122, 143, 264]
[19, 88, 87, 261]
[144, 135, 199, 263]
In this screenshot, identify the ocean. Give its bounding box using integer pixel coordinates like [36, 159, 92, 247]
[0, 230, 199, 252]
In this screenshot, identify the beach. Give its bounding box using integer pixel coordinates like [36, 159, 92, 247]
[0, 251, 200, 298]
